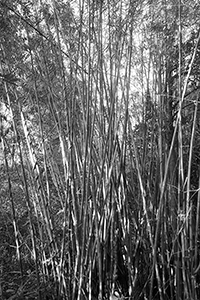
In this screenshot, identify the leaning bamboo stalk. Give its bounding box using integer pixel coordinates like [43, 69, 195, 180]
[0, 59, 23, 277]
[193, 175, 200, 294]
[178, 0, 184, 192]
[186, 92, 199, 247]
[2, 137, 23, 277]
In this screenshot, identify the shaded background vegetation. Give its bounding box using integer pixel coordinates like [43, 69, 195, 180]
[0, 0, 200, 299]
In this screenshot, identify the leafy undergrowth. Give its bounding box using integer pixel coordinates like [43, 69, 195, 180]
[1, 266, 58, 300]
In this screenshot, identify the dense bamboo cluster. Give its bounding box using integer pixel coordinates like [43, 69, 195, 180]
[0, 0, 200, 299]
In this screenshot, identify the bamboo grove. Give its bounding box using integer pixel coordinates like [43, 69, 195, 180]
[0, 0, 200, 299]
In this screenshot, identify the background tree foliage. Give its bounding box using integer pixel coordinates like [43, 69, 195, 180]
[0, 0, 200, 299]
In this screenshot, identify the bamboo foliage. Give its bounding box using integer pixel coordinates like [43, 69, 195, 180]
[1, 0, 200, 299]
